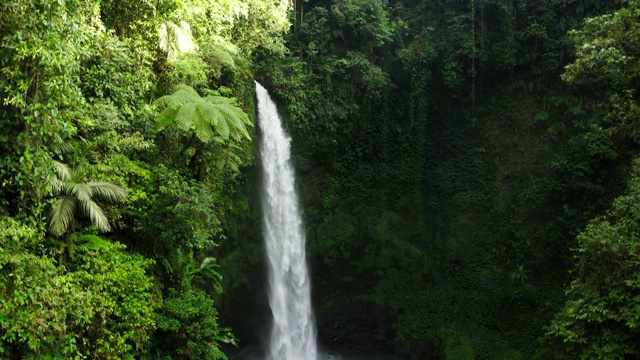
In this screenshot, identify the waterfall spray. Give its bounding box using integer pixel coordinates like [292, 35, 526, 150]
[256, 81, 317, 360]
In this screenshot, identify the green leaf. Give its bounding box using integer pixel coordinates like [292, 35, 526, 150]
[153, 84, 252, 144]
[49, 195, 76, 236]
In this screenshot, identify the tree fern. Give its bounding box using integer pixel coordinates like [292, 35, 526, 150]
[158, 21, 197, 61]
[202, 35, 239, 70]
[49, 161, 127, 236]
[153, 84, 252, 144]
[213, 144, 243, 173]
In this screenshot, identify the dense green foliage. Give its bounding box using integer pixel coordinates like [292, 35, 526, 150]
[546, 1, 640, 358]
[0, 0, 289, 357]
[3, 0, 640, 358]
[0, 222, 155, 359]
[250, 0, 640, 358]
[548, 159, 640, 359]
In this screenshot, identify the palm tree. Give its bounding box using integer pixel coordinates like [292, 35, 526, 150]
[153, 84, 252, 144]
[49, 161, 127, 236]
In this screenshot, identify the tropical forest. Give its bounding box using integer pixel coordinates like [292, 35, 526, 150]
[1, 0, 640, 359]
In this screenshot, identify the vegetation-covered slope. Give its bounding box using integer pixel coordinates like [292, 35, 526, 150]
[252, 0, 640, 358]
[0, 0, 289, 358]
[2, 0, 640, 359]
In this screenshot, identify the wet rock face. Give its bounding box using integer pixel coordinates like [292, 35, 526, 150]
[315, 302, 439, 359]
[224, 343, 265, 360]
[219, 257, 272, 355]
[316, 303, 397, 356]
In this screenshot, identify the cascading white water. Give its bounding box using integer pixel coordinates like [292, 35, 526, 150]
[256, 81, 318, 360]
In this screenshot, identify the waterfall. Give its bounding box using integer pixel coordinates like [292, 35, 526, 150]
[256, 81, 318, 360]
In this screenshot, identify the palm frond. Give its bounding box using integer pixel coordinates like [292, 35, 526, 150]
[51, 177, 75, 197]
[49, 195, 76, 236]
[77, 198, 111, 232]
[52, 177, 64, 196]
[48, 164, 126, 236]
[88, 182, 127, 203]
[52, 160, 72, 182]
[71, 183, 93, 204]
[51, 133, 68, 150]
[51, 138, 74, 155]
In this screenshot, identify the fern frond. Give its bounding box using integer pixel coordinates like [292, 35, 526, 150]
[212, 137, 225, 145]
[158, 23, 170, 55]
[230, 107, 251, 126]
[176, 103, 197, 131]
[194, 107, 215, 143]
[210, 47, 236, 68]
[174, 84, 200, 97]
[49, 195, 76, 236]
[210, 107, 230, 140]
[176, 21, 196, 53]
[207, 35, 239, 68]
[204, 95, 232, 105]
[158, 21, 197, 61]
[154, 84, 251, 144]
[152, 94, 177, 109]
[156, 106, 179, 130]
[214, 105, 251, 140]
[227, 151, 242, 172]
[153, 86, 199, 109]
[154, 92, 193, 109]
[196, 101, 219, 127]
